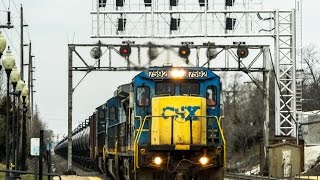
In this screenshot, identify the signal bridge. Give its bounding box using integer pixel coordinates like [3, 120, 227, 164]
[89, 0, 298, 138]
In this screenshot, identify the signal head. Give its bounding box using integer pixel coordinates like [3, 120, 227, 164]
[119, 45, 132, 57]
[178, 46, 190, 59]
[147, 42, 158, 61]
[90, 47, 102, 59]
[237, 46, 249, 59]
[206, 47, 218, 60]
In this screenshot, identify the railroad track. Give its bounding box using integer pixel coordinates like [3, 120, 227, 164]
[225, 173, 320, 180]
[225, 173, 279, 179]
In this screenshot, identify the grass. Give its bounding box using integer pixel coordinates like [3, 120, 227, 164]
[0, 163, 53, 180]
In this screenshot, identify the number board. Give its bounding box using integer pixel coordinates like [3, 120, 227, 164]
[148, 70, 168, 78]
[188, 70, 208, 78]
[148, 70, 208, 78]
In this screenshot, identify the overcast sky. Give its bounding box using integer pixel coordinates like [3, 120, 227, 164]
[1, 0, 318, 138]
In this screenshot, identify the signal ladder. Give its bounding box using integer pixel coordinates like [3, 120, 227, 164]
[296, 71, 303, 139]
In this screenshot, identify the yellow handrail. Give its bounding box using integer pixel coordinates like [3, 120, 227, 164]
[103, 145, 108, 161]
[134, 115, 171, 171]
[214, 116, 226, 169]
[133, 115, 146, 171]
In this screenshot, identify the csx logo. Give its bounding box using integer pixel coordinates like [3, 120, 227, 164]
[161, 106, 200, 121]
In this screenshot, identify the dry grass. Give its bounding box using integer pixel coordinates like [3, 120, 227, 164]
[0, 163, 51, 180]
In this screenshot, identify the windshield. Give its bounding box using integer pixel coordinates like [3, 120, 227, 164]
[155, 83, 175, 95]
[180, 83, 200, 95]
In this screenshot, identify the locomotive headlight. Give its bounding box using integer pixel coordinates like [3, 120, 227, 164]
[154, 156, 162, 165]
[170, 69, 186, 79]
[199, 156, 209, 165]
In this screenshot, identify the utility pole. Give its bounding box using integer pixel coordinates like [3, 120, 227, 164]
[28, 42, 31, 96]
[28, 42, 33, 133]
[20, 4, 30, 172]
[20, 5, 24, 79]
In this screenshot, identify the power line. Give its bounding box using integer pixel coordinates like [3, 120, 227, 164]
[9, 0, 19, 15]
[0, 21, 21, 58]
[5, 0, 32, 43]
[1, 0, 8, 10]
[0, 4, 30, 48]
[25, 25, 31, 42]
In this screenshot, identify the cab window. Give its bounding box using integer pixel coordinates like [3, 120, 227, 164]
[99, 110, 105, 119]
[155, 83, 175, 95]
[206, 86, 216, 106]
[109, 107, 116, 120]
[137, 86, 150, 106]
[180, 83, 200, 95]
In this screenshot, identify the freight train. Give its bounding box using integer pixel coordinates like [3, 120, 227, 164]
[55, 66, 226, 180]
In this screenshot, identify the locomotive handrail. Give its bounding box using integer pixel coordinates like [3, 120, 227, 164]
[103, 145, 107, 161]
[133, 115, 174, 171]
[134, 116, 143, 171]
[190, 115, 226, 169]
[215, 116, 226, 170]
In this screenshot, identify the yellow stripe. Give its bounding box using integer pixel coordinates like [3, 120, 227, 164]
[175, 145, 190, 150]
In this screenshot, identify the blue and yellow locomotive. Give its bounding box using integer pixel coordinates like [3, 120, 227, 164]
[55, 66, 225, 180]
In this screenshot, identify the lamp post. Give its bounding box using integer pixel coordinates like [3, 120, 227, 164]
[1, 47, 16, 180]
[10, 66, 20, 172]
[15, 79, 25, 170]
[20, 86, 29, 171]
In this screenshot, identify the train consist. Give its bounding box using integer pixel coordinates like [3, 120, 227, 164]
[55, 66, 226, 180]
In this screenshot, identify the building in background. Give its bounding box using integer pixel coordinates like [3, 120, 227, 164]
[302, 111, 320, 145]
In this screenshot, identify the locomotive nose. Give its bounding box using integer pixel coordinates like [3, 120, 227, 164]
[151, 96, 207, 146]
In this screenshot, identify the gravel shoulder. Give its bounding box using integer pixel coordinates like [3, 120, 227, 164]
[51, 153, 101, 177]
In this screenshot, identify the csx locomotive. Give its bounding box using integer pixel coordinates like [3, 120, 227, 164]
[55, 66, 226, 180]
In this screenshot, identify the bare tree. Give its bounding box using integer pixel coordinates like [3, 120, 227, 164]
[302, 44, 320, 86]
[222, 73, 263, 154]
[301, 44, 320, 111]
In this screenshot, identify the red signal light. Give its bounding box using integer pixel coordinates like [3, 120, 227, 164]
[119, 45, 132, 57]
[237, 46, 249, 59]
[178, 46, 190, 59]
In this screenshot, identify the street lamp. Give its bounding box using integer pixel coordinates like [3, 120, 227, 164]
[0, 31, 7, 65]
[10, 66, 20, 172]
[15, 79, 25, 170]
[20, 86, 29, 171]
[1, 47, 16, 180]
